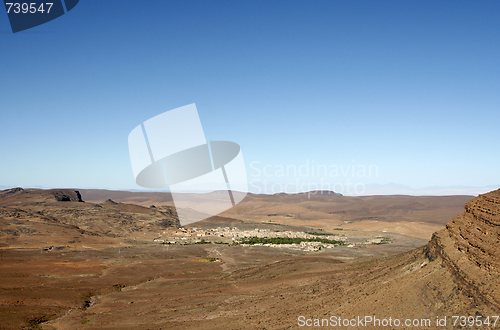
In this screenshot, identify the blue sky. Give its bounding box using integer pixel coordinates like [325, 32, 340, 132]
[0, 1, 499, 195]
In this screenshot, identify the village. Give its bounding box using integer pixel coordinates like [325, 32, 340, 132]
[152, 226, 390, 252]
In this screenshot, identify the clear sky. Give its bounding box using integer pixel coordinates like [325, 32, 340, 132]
[1, 1, 499, 195]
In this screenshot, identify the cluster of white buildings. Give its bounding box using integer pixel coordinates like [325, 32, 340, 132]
[230, 228, 344, 241]
[240, 240, 338, 252]
[152, 226, 352, 252]
[151, 227, 390, 252]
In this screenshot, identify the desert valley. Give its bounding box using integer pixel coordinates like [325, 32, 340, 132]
[0, 187, 498, 329]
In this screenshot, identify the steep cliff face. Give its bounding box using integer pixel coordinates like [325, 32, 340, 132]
[52, 189, 84, 202]
[425, 189, 500, 311]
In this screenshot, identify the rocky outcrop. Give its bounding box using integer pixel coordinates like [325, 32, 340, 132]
[0, 187, 25, 198]
[424, 189, 500, 311]
[52, 190, 84, 202]
[0, 188, 83, 203]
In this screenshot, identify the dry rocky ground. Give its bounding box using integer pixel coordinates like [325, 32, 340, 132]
[0, 188, 498, 329]
[80, 189, 472, 241]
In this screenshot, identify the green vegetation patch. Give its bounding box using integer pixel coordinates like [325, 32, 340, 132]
[236, 237, 345, 245]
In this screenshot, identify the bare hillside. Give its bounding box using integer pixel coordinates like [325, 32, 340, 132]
[0, 188, 179, 249]
[43, 190, 499, 330]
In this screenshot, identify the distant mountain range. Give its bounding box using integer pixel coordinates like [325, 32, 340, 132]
[1, 183, 498, 196]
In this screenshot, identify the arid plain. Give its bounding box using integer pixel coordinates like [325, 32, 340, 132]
[0, 188, 498, 329]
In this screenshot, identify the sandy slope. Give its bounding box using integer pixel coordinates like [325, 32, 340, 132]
[44, 190, 499, 330]
[1, 188, 498, 329]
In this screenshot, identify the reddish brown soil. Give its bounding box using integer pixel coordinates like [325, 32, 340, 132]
[0, 188, 498, 330]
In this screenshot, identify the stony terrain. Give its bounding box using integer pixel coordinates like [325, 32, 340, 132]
[80, 189, 472, 240]
[37, 189, 499, 330]
[0, 188, 180, 250]
[0, 188, 498, 329]
[221, 191, 473, 240]
[425, 189, 500, 313]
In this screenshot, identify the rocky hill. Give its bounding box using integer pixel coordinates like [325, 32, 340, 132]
[39, 190, 500, 330]
[424, 188, 500, 312]
[293, 189, 500, 324]
[291, 189, 500, 325]
[0, 188, 180, 249]
[1, 188, 498, 329]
